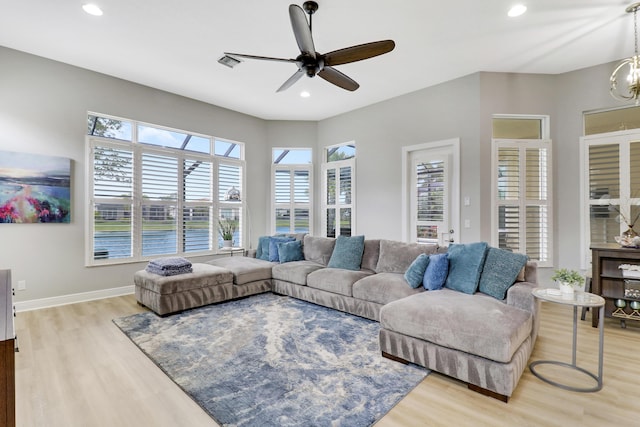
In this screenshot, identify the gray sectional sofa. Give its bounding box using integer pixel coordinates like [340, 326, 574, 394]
[208, 234, 540, 402]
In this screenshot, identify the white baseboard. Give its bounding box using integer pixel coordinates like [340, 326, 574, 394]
[14, 285, 134, 313]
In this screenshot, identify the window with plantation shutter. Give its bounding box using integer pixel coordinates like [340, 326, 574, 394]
[581, 130, 640, 267]
[322, 144, 355, 238]
[492, 115, 552, 267]
[92, 144, 134, 260]
[86, 113, 244, 265]
[271, 149, 312, 234]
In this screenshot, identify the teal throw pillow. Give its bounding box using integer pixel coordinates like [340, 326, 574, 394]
[268, 236, 295, 262]
[256, 236, 271, 261]
[327, 235, 366, 271]
[423, 253, 449, 290]
[404, 253, 430, 288]
[444, 242, 489, 294]
[277, 240, 304, 263]
[479, 247, 528, 300]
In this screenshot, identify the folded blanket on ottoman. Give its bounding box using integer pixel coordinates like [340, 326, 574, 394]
[146, 257, 193, 276]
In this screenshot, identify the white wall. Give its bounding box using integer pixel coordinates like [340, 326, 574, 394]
[0, 47, 270, 302]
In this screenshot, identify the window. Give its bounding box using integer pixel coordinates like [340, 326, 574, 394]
[322, 143, 355, 237]
[491, 115, 552, 266]
[580, 130, 640, 267]
[86, 113, 245, 265]
[271, 149, 312, 234]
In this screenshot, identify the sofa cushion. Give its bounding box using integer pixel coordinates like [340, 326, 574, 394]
[479, 248, 528, 300]
[423, 252, 449, 290]
[361, 239, 380, 272]
[352, 272, 424, 305]
[277, 239, 304, 263]
[272, 261, 325, 286]
[380, 289, 532, 363]
[303, 235, 336, 266]
[375, 240, 439, 274]
[256, 236, 271, 261]
[207, 257, 273, 285]
[327, 235, 365, 271]
[307, 268, 373, 297]
[445, 242, 488, 294]
[404, 254, 430, 288]
[269, 236, 296, 262]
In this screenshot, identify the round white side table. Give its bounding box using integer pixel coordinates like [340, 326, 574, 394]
[529, 288, 605, 392]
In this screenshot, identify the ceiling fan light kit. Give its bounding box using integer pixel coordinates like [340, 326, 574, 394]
[610, 2, 640, 105]
[223, 1, 395, 92]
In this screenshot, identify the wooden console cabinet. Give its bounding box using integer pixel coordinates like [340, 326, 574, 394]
[590, 244, 640, 328]
[1, 269, 15, 427]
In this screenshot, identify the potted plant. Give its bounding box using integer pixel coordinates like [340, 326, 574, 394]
[218, 219, 237, 248]
[551, 268, 584, 295]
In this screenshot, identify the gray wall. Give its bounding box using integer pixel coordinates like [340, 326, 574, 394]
[0, 47, 270, 301]
[318, 74, 482, 241]
[0, 45, 629, 303]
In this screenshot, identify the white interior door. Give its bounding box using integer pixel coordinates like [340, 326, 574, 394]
[403, 139, 460, 246]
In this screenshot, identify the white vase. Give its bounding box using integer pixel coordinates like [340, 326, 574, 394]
[223, 240, 232, 248]
[558, 281, 574, 296]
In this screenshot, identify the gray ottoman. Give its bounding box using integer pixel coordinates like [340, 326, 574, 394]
[134, 263, 234, 316]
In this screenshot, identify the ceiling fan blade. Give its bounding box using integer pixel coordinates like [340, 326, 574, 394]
[318, 66, 359, 91]
[323, 40, 395, 66]
[276, 69, 305, 92]
[289, 4, 316, 58]
[224, 52, 298, 63]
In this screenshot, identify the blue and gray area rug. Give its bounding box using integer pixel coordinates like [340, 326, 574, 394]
[114, 293, 428, 427]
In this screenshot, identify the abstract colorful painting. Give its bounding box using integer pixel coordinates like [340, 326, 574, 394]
[0, 150, 71, 223]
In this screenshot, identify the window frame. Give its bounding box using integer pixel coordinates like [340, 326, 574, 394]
[490, 115, 553, 267]
[270, 153, 314, 235]
[579, 129, 640, 269]
[85, 113, 245, 266]
[321, 142, 356, 238]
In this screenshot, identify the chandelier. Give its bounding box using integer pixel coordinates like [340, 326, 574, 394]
[610, 2, 640, 105]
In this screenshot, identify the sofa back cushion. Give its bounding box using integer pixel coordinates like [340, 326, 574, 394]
[303, 235, 336, 266]
[361, 239, 381, 272]
[375, 240, 439, 274]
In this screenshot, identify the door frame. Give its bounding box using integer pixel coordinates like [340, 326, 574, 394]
[401, 138, 460, 245]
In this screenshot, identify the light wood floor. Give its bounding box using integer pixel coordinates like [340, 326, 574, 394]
[14, 295, 640, 427]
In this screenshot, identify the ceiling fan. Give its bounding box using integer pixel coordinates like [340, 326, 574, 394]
[223, 1, 395, 92]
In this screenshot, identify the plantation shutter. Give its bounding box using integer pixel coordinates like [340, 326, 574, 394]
[183, 158, 212, 253]
[218, 161, 243, 247]
[141, 153, 178, 256]
[415, 160, 445, 242]
[272, 166, 312, 234]
[92, 145, 134, 260]
[494, 142, 551, 265]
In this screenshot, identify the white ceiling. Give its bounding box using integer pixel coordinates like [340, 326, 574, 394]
[0, 1, 635, 121]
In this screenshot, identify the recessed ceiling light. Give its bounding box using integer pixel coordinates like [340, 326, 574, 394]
[508, 4, 527, 17]
[300, 91, 311, 98]
[82, 4, 103, 16]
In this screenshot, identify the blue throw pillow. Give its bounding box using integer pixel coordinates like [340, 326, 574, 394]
[269, 236, 295, 262]
[404, 254, 430, 288]
[256, 236, 271, 261]
[327, 235, 366, 271]
[277, 240, 304, 263]
[444, 242, 488, 294]
[479, 247, 528, 299]
[423, 253, 449, 290]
